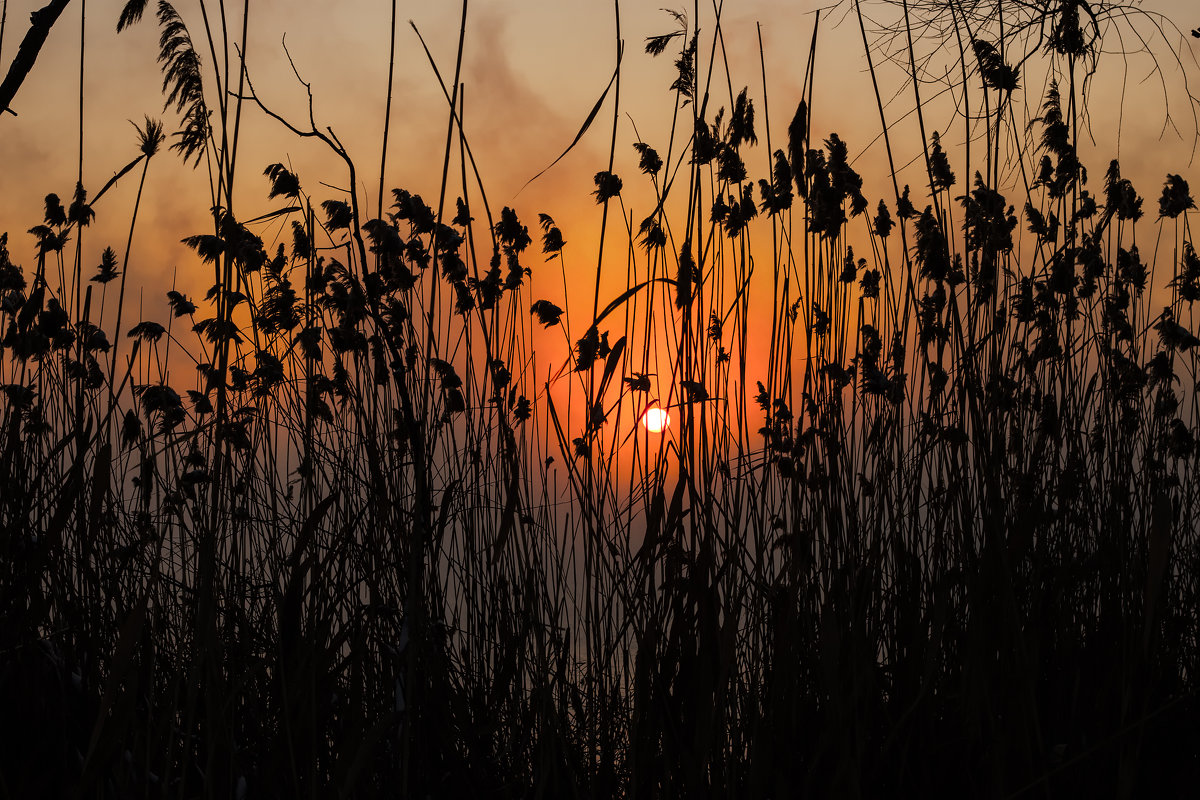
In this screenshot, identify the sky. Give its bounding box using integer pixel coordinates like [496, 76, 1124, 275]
[1, 1, 825, 282]
[2, 0, 1200, 411]
[3, 2, 1197, 248]
[2, 2, 1195, 242]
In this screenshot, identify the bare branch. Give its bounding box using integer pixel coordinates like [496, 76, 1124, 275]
[0, 0, 72, 117]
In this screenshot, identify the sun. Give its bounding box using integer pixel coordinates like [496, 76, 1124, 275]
[642, 406, 670, 433]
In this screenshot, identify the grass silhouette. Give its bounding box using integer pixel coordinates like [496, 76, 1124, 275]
[2, 0, 1200, 797]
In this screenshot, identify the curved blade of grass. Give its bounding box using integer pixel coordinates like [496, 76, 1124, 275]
[518, 46, 624, 193]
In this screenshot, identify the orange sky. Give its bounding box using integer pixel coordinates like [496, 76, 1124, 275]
[0, 1, 823, 284]
[3, 1, 1196, 271]
[2, 0, 1199, 432]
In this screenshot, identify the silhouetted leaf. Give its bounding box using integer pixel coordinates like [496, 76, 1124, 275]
[430, 358, 462, 390]
[92, 247, 120, 283]
[321, 199, 353, 231]
[264, 163, 301, 200]
[633, 142, 662, 176]
[166, 290, 195, 317]
[116, 0, 150, 32]
[128, 321, 166, 342]
[521, 48, 624, 190]
[530, 299, 564, 327]
[44, 193, 66, 227]
[625, 373, 652, 392]
[681, 380, 709, 402]
[1158, 174, 1195, 219]
[593, 171, 623, 203]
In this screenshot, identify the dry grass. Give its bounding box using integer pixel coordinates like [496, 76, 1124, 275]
[1, 0, 1199, 797]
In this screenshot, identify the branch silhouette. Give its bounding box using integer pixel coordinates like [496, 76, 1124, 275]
[0, 0, 72, 116]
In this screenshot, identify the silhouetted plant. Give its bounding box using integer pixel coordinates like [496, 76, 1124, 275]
[2, 1, 1200, 798]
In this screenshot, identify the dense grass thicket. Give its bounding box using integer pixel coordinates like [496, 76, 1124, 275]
[2, 0, 1200, 796]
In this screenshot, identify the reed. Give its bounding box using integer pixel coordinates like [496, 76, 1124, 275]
[1, 0, 1198, 797]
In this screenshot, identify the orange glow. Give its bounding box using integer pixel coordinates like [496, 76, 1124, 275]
[642, 407, 670, 434]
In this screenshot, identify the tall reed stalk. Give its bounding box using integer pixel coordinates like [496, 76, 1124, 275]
[2, 1, 1199, 797]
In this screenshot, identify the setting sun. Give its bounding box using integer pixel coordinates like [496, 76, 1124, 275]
[642, 407, 670, 433]
[2, 0, 1197, 794]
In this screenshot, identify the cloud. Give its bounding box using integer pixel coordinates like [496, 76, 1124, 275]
[460, 6, 607, 203]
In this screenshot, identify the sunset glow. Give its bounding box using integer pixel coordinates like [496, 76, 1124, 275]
[642, 407, 670, 433]
[2, 0, 1198, 793]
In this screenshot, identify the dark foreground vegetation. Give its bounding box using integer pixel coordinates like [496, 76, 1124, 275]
[2, 0, 1200, 797]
